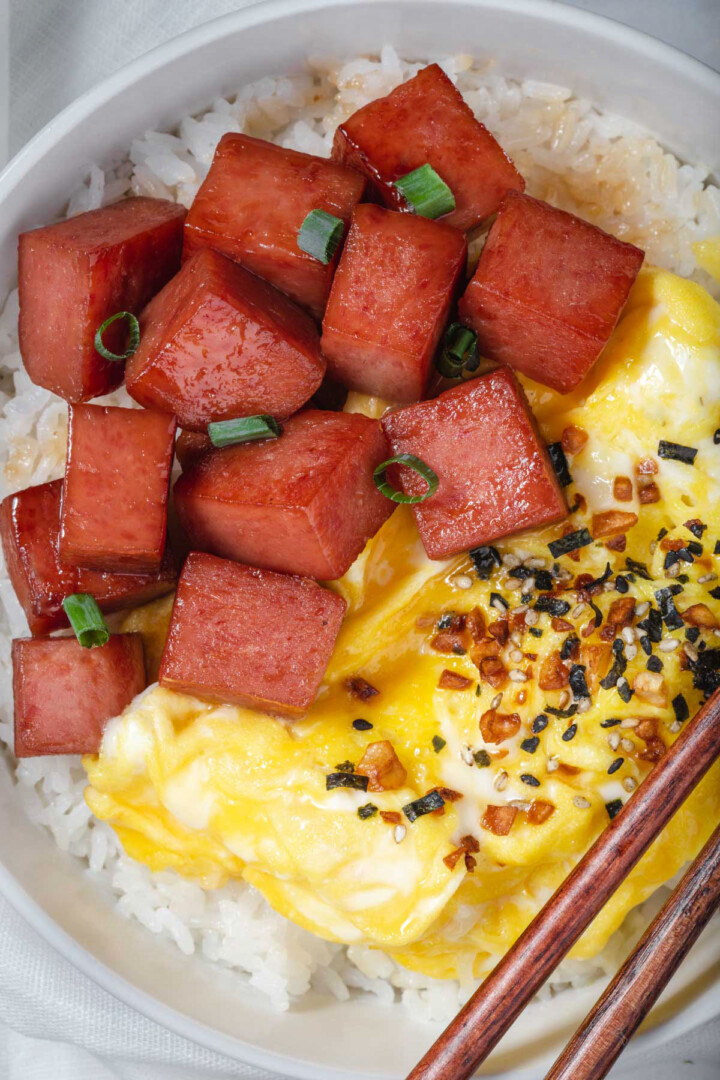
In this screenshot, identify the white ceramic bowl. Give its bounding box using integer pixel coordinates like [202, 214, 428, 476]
[0, 2, 719, 1076]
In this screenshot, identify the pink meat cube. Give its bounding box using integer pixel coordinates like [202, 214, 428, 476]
[175, 430, 213, 472]
[183, 134, 366, 318]
[458, 193, 645, 393]
[381, 368, 567, 559]
[18, 197, 186, 402]
[12, 634, 146, 757]
[59, 405, 177, 574]
[321, 205, 467, 402]
[174, 410, 393, 580]
[159, 552, 346, 716]
[0, 479, 177, 636]
[126, 248, 325, 430]
[332, 64, 524, 232]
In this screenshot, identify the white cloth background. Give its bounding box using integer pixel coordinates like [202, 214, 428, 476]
[1, 1, 719, 1077]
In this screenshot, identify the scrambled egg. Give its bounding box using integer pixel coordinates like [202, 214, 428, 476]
[85, 265, 720, 980]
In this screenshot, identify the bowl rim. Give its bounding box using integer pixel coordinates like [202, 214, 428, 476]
[1, 0, 719, 1074]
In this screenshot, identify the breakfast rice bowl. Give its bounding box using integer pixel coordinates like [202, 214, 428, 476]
[0, 46, 718, 1019]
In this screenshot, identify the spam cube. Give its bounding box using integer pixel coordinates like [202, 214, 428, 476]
[126, 249, 325, 430]
[0, 479, 177, 636]
[381, 368, 567, 559]
[321, 205, 467, 402]
[175, 430, 213, 472]
[59, 405, 177, 574]
[458, 193, 645, 393]
[12, 634, 146, 756]
[159, 552, 346, 716]
[18, 197, 186, 402]
[174, 410, 392, 580]
[183, 134, 366, 318]
[332, 64, 524, 233]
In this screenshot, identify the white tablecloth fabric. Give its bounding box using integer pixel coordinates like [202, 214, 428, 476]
[2, 1, 719, 1077]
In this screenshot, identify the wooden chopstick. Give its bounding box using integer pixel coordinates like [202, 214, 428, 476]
[545, 821, 720, 1080]
[406, 687, 720, 1080]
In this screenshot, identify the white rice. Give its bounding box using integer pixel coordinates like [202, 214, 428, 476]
[0, 47, 717, 1016]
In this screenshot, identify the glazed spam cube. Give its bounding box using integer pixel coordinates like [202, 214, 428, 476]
[159, 552, 346, 716]
[126, 249, 325, 430]
[18, 197, 186, 402]
[183, 134, 366, 318]
[12, 634, 146, 756]
[175, 430, 213, 472]
[59, 405, 177, 574]
[380, 368, 567, 559]
[458, 192, 645, 393]
[0, 479, 177, 635]
[174, 410, 392, 580]
[332, 63, 524, 232]
[321, 205, 467, 402]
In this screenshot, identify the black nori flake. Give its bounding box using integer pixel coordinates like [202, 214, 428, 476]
[547, 442, 573, 487]
[358, 803, 378, 819]
[690, 649, 720, 698]
[664, 551, 679, 570]
[546, 704, 578, 719]
[678, 573, 690, 584]
[615, 575, 630, 594]
[569, 664, 590, 699]
[714, 429, 720, 445]
[585, 563, 613, 592]
[490, 592, 509, 612]
[710, 586, 720, 600]
[529, 627, 544, 638]
[647, 655, 664, 672]
[534, 570, 555, 592]
[638, 608, 663, 642]
[685, 627, 701, 643]
[326, 773, 369, 791]
[685, 521, 706, 538]
[639, 635, 652, 656]
[612, 638, 625, 656]
[474, 749, 492, 767]
[535, 595, 571, 616]
[562, 724, 578, 741]
[608, 757, 624, 775]
[687, 540, 703, 556]
[532, 714, 549, 733]
[657, 528, 669, 542]
[569, 496, 583, 514]
[561, 635, 580, 661]
[600, 717, 622, 728]
[432, 735, 447, 753]
[521, 737, 540, 754]
[677, 547, 694, 563]
[714, 541, 720, 556]
[335, 760, 355, 773]
[600, 653, 627, 689]
[521, 773, 541, 787]
[588, 599, 603, 628]
[672, 694, 689, 723]
[403, 790, 445, 822]
[616, 677, 633, 703]
[655, 587, 684, 630]
[658, 440, 697, 465]
[605, 798, 624, 820]
[437, 612, 456, 629]
[470, 545, 501, 579]
[352, 718, 373, 731]
[548, 528, 593, 559]
[669, 583, 684, 595]
[625, 557, 653, 581]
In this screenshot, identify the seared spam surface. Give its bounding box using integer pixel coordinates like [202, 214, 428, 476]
[18, 197, 185, 402]
[321, 205, 467, 402]
[159, 552, 346, 715]
[381, 369, 567, 559]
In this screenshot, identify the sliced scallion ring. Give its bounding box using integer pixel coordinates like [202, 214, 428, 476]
[297, 209, 344, 264]
[373, 454, 439, 504]
[208, 414, 282, 449]
[436, 323, 478, 378]
[393, 164, 456, 219]
[94, 311, 140, 361]
[62, 594, 110, 649]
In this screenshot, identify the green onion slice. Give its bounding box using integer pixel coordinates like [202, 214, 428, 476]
[62, 594, 110, 649]
[393, 164, 456, 219]
[373, 454, 439, 504]
[94, 311, 140, 362]
[436, 323, 478, 378]
[297, 209, 345, 264]
[208, 415, 282, 449]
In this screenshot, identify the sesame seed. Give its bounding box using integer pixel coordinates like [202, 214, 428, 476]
[503, 554, 521, 568]
[513, 604, 529, 615]
[666, 563, 681, 578]
[393, 825, 407, 843]
[453, 573, 473, 590]
[494, 770, 509, 792]
[604, 581, 616, 592]
[492, 597, 508, 612]
[635, 602, 650, 617]
[525, 609, 539, 626]
[649, 540, 658, 554]
[510, 631, 523, 646]
[608, 733, 621, 750]
[510, 649, 524, 663]
[573, 796, 591, 809]
[621, 718, 638, 728]
[559, 690, 571, 709]
[509, 670, 528, 682]
[520, 773, 541, 787]
[608, 757, 624, 774]
[506, 578, 523, 591]
[621, 737, 635, 753]
[490, 692, 503, 710]
[557, 568, 573, 582]
[572, 603, 586, 619]
[460, 745, 475, 766]
[670, 720, 682, 733]
[526, 558, 548, 570]
[625, 643, 638, 661]
[698, 573, 717, 584]
[562, 724, 578, 742]
[509, 799, 532, 811]
[547, 756, 560, 772]
[659, 637, 680, 652]
[623, 777, 638, 792]
[621, 627, 635, 645]
[521, 578, 536, 595]
[684, 642, 699, 663]
[576, 697, 591, 714]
